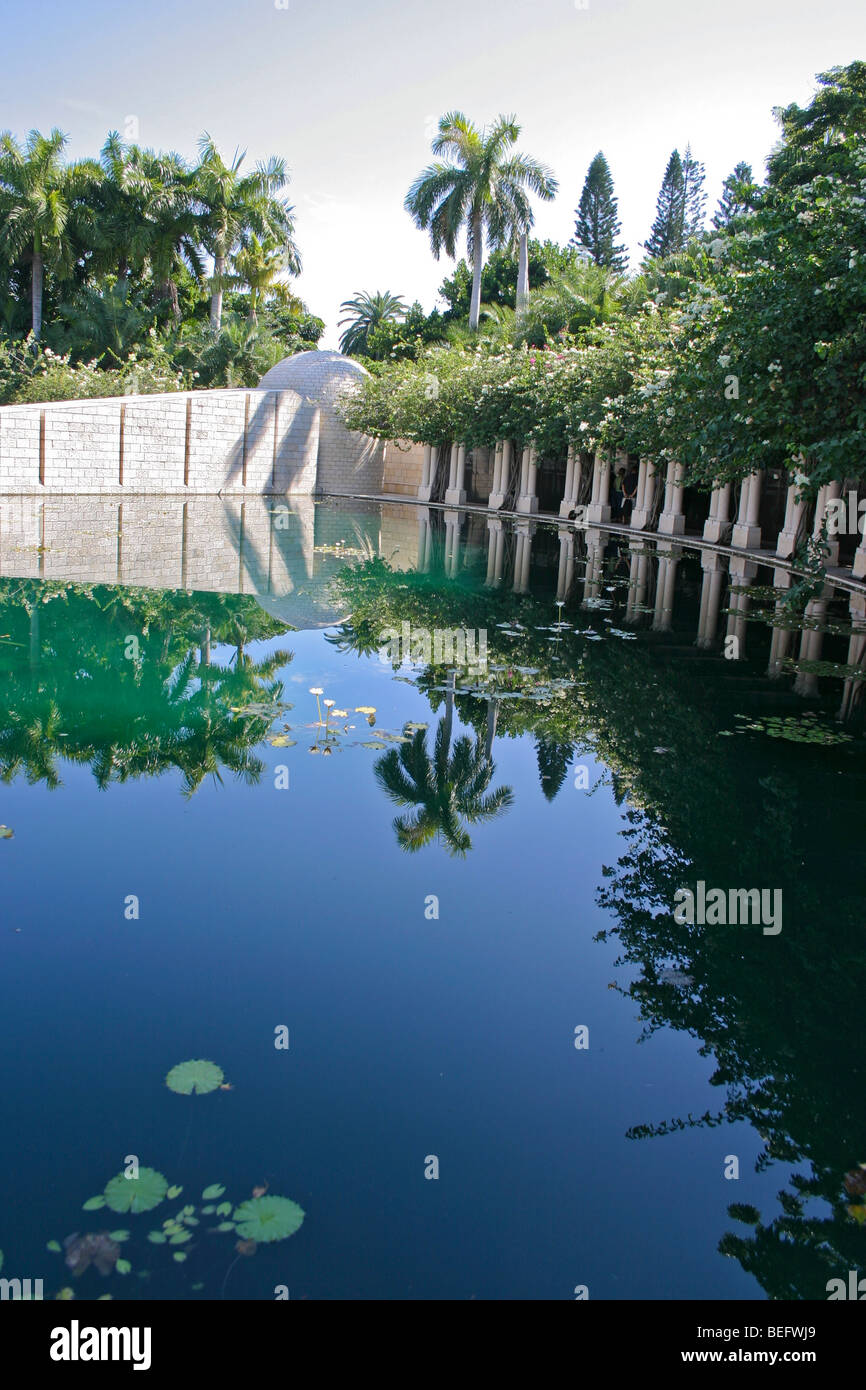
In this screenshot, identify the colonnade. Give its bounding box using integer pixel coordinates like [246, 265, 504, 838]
[418, 444, 866, 586]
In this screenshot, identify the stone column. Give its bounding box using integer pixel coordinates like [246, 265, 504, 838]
[696, 551, 727, 648]
[512, 521, 533, 593]
[793, 592, 830, 697]
[839, 592, 866, 720]
[416, 506, 433, 573]
[517, 444, 539, 513]
[586, 453, 611, 525]
[775, 479, 807, 558]
[814, 480, 843, 566]
[444, 512, 461, 578]
[582, 529, 607, 604]
[417, 444, 435, 503]
[485, 517, 506, 586]
[630, 459, 657, 530]
[766, 569, 794, 677]
[732, 470, 762, 549]
[725, 555, 758, 656]
[652, 544, 680, 631]
[559, 444, 578, 518]
[658, 460, 686, 535]
[625, 542, 649, 624]
[445, 443, 467, 507]
[556, 526, 575, 602]
[488, 441, 506, 509]
[703, 481, 732, 543]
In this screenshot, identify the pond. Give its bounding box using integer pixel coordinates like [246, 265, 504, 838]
[1, 493, 864, 1302]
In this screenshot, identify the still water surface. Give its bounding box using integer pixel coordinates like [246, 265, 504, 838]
[1, 495, 864, 1300]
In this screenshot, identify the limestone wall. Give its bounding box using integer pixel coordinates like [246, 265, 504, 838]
[382, 440, 426, 496]
[0, 387, 319, 495]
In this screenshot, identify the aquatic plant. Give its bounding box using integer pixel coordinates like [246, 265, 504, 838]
[103, 1167, 168, 1215]
[232, 1195, 305, 1243]
[165, 1059, 225, 1094]
[63, 1232, 121, 1277]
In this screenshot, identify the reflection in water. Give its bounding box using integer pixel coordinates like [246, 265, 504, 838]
[2, 496, 866, 1298]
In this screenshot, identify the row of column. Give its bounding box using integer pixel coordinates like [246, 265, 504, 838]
[419, 444, 866, 583]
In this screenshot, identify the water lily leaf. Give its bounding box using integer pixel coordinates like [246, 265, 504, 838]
[216, 1202, 232, 1217]
[116, 1259, 132, 1275]
[216, 1221, 236, 1232]
[361, 741, 387, 749]
[56, 1288, 74, 1300]
[97, 1294, 113, 1300]
[46, 1240, 62, 1253]
[183, 1216, 199, 1226]
[108, 1231, 130, 1243]
[270, 735, 296, 747]
[104, 1167, 168, 1214]
[232, 1195, 305, 1244]
[201, 1205, 215, 1215]
[173, 1252, 187, 1263]
[166, 1058, 224, 1095]
[169, 1231, 192, 1245]
[0, 826, 13, 839]
[146, 1232, 167, 1244]
[166, 1185, 183, 1200]
[202, 1184, 225, 1201]
[191, 1282, 204, 1291]
[83, 1196, 106, 1211]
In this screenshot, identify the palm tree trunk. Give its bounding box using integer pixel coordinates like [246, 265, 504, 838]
[443, 668, 456, 750]
[31, 251, 44, 339]
[469, 216, 484, 331]
[516, 232, 529, 313]
[210, 253, 226, 331]
[485, 697, 498, 759]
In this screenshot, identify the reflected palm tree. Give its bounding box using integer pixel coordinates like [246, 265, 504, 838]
[374, 716, 514, 856]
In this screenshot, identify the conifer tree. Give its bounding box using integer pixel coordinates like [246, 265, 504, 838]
[643, 149, 685, 261]
[712, 161, 755, 229]
[682, 144, 707, 239]
[572, 152, 628, 271]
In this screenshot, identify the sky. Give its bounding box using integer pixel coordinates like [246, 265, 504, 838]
[1, 0, 863, 346]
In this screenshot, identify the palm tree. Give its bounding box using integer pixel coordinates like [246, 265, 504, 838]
[338, 289, 407, 355]
[0, 128, 99, 337]
[516, 261, 624, 346]
[405, 112, 557, 330]
[231, 234, 291, 324]
[194, 134, 300, 332]
[373, 717, 514, 856]
[134, 149, 202, 320]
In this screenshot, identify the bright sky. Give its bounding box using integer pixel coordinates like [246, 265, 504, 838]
[2, 0, 863, 345]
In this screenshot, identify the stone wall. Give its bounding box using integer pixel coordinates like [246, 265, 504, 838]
[382, 440, 427, 496]
[0, 387, 319, 494]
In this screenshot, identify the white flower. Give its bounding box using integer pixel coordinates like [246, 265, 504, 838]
[718, 354, 731, 368]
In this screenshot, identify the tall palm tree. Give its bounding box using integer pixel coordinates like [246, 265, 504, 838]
[373, 717, 514, 857]
[338, 289, 407, 355]
[0, 128, 99, 337]
[405, 112, 557, 330]
[231, 234, 291, 324]
[194, 134, 300, 332]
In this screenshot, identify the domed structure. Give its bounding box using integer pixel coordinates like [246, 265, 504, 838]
[258, 350, 385, 496]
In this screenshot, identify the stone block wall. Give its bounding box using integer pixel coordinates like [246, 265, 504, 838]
[0, 387, 318, 494]
[382, 440, 427, 496]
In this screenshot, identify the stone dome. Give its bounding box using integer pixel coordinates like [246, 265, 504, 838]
[258, 348, 370, 398]
[257, 351, 384, 496]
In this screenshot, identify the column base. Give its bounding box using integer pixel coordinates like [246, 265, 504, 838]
[775, 529, 799, 558]
[658, 511, 685, 536]
[732, 523, 761, 549]
[586, 502, 610, 525]
[417, 484, 434, 502]
[630, 508, 652, 530]
[516, 494, 539, 514]
[559, 498, 577, 519]
[703, 518, 731, 544]
[444, 488, 466, 507]
[488, 491, 507, 510]
[853, 548, 866, 580]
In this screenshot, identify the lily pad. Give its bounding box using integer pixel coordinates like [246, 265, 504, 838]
[82, 1195, 106, 1211]
[104, 1167, 168, 1215]
[232, 1195, 305, 1244]
[201, 1205, 215, 1215]
[166, 1185, 183, 1200]
[146, 1232, 167, 1244]
[47, 1240, 62, 1253]
[116, 1259, 132, 1275]
[215, 1202, 232, 1217]
[173, 1252, 187, 1263]
[165, 1059, 224, 1095]
[169, 1231, 192, 1245]
[0, 826, 13, 839]
[202, 1184, 225, 1201]
[216, 1221, 236, 1232]
[108, 1230, 130, 1243]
